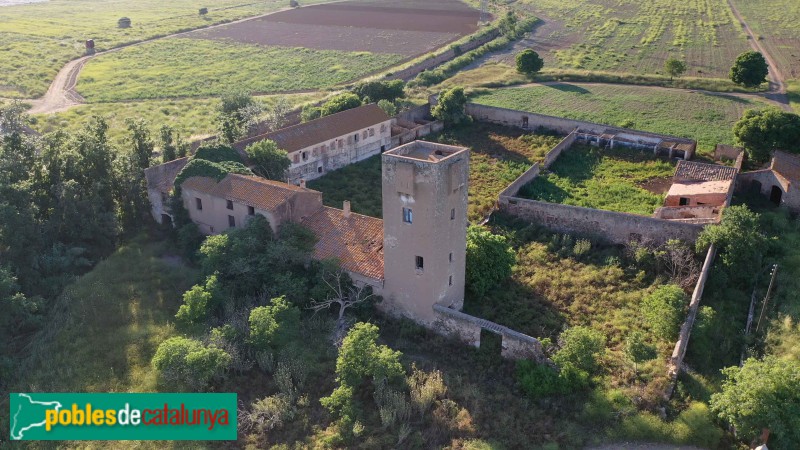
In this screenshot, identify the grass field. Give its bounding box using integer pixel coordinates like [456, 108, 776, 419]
[76, 38, 404, 102]
[471, 83, 772, 153]
[31, 92, 325, 145]
[519, 144, 676, 215]
[0, 0, 323, 98]
[514, 0, 750, 78]
[732, 0, 800, 79]
[307, 123, 564, 222]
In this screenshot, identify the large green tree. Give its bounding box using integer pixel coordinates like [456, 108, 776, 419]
[697, 205, 768, 281]
[733, 107, 800, 162]
[710, 357, 800, 449]
[730, 51, 769, 88]
[217, 90, 262, 143]
[352, 80, 405, 103]
[465, 225, 515, 296]
[246, 139, 290, 181]
[248, 296, 300, 350]
[664, 57, 688, 80]
[552, 326, 606, 374]
[516, 49, 544, 78]
[432, 86, 468, 125]
[319, 93, 362, 117]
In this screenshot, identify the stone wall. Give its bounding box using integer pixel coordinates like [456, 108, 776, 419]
[432, 305, 546, 361]
[499, 131, 577, 198]
[387, 30, 500, 81]
[665, 245, 717, 398]
[499, 197, 704, 245]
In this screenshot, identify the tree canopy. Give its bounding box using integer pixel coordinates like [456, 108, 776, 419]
[733, 107, 800, 162]
[641, 284, 687, 341]
[352, 80, 405, 103]
[710, 357, 800, 449]
[465, 225, 515, 296]
[432, 86, 468, 125]
[320, 93, 363, 118]
[730, 51, 769, 88]
[246, 139, 290, 181]
[516, 49, 544, 77]
[697, 205, 768, 281]
[664, 57, 687, 80]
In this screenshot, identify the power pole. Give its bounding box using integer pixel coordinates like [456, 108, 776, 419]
[756, 264, 778, 333]
[479, 0, 489, 25]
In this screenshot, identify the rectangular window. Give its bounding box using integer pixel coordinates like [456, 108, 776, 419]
[339, 139, 344, 149]
[522, 116, 529, 128]
[302, 151, 308, 161]
[380, 124, 387, 133]
[402, 207, 413, 224]
[228, 215, 235, 228]
[248, 206, 255, 216]
[415, 256, 424, 271]
[195, 198, 202, 210]
[354, 133, 359, 142]
[449, 275, 453, 286]
[449, 252, 453, 263]
[293, 154, 300, 163]
[363, 130, 368, 140]
[450, 208, 455, 220]
[679, 197, 690, 206]
[369, 128, 374, 137]
[226, 199, 233, 210]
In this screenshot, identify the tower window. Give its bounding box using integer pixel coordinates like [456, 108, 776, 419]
[415, 256, 424, 271]
[449, 275, 453, 286]
[226, 200, 233, 210]
[449, 252, 453, 263]
[228, 215, 236, 228]
[248, 206, 255, 216]
[195, 198, 203, 210]
[402, 207, 413, 224]
[450, 208, 455, 220]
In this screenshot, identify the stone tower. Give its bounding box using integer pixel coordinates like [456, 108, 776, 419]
[381, 141, 469, 324]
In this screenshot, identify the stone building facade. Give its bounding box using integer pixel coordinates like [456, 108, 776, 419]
[233, 104, 393, 185]
[739, 151, 800, 211]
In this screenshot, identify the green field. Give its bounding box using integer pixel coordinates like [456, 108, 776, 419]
[519, 144, 676, 215]
[307, 123, 564, 222]
[471, 83, 772, 153]
[732, 0, 800, 79]
[515, 0, 749, 78]
[76, 38, 404, 102]
[0, 0, 323, 98]
[31, 92, 325, 145]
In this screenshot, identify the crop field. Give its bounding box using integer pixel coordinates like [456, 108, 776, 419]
[471, 83, 772, 153]
[31, 92, 325, 145]
[519, 144, 676, 215]
[0, 0, 319, 98]
[75, 38, 404, 102]
[508, 0, 750, 79]
[732, 0, 800, 79]
[307, 123, 564, 222]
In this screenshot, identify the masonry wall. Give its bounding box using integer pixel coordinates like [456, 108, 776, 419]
[432, 305, 547, 362]
[387, 30, 500, 81]
[499, 196, 703, 245]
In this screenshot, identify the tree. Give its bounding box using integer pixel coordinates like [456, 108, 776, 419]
[300, 104, 321, 122]
[641, 284, 686, 341]
[125, 118, 153, 170]
[624, 331, 657, 374]
[309, 269, 375, 342]
[516, 49, 544, 77]
[498, 11, 518, 37]
[352, 80, 405, 103]
[245, 139, 290, 181]
[152, 336, 231, 390]
[697, 205, 768, 279]
[248, 296, 300, 350]
[733, 107, 800, 162]
[664, 57, 687, 80]
[552, 326, 606, 374]
[465, 225, 515, 296]
[159, 124, 177, 163]
[710, 357, 800, 449]
[217, 90, 262, 143]
[730, 51, 769, 88]
[265, 96, 291, 132]
[376, 99, 397, 117]
[176, 274, 223, 324]
[319, 93, 362, 117]
[432, 86, 468, 125]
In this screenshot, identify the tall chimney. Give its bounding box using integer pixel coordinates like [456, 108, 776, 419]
[343, 200, 351, 218]
[300, 179, 306, 188]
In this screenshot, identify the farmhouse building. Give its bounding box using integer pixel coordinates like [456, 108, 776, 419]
[654, 160, 737, 224]
[145, 140, 469, 326]
[739, 151, 800, 211]
[233, 104, 393, 185]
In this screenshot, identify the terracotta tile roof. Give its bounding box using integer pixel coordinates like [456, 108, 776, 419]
[674, 160, 738, 182]
[233, 103, 391, 153]
[772, 151, 800, 182]
[302, 207, 384, 280]
[180, 173, 319, 211]
[144, 157, 190, 193]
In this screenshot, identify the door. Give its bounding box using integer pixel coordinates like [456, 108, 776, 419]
[770, 185, 783, 205]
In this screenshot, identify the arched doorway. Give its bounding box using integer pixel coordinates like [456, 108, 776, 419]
[770, 185, 783, 205]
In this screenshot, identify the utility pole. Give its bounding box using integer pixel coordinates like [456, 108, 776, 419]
[756, 264, 778, 333]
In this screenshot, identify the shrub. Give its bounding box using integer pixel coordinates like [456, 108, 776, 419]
[516, 49, 544, 77]
[152, 337, 230, 390]
[516, 360, 590, 399]
[466, 225, 515, 296]
[301, 104, 321, 122]
[246, 394, 295, 432]
[641, 284, 686, 341]
[553, 326, 606, 374]
[376, 99, 397, 117]
[246, 139, 290, 181]
[320, 93, 362, 117]
[199, 7, 208, 15]
[175, 274, 223, 324]
[193, 143, 243, 164]
[248, 296, 300, 351]
[352, 80, 405, 103]
[407, 365, 447, 416]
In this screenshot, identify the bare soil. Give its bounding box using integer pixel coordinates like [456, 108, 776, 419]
[640, 176, 674, 195]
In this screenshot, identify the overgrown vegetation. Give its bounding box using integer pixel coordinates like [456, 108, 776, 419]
[519, 144, 675, 215]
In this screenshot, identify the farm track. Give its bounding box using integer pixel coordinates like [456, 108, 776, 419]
[26, 2, 341, 115]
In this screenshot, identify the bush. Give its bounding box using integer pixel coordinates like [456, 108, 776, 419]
[152, 337, 230, 390]
[246, 139, 290, 181]
[376, 99, 397, 117]
[352, 80, 405, 103]
[516, 360, 590, 399]
[320, 93, 362, 117]
[553, 326, 606, 374]
[176, 274, 223, 324]
[248, 296, 300, 351]
[641, 284, 687, 341]
[432, 86, 469, 125]
[301, 104, 321, 122]
[193, 143, 243, 164]
[465, 225, 515, 296]
[246, 394, 295, 432]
